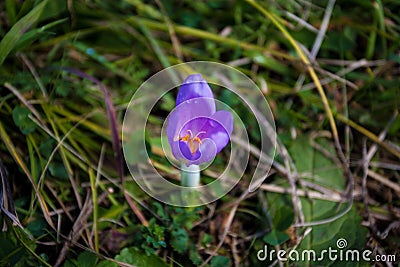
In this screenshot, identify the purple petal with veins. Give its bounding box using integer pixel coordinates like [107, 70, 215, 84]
[166, 74, 233, 166]
[176, 74, 215, 110]
[167, 97, 215, 145]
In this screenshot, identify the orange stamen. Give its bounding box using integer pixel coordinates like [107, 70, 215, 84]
[178, 130, 206, 154]
[179, 134, 190, 142]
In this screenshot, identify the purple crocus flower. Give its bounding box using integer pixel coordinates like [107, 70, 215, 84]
[167, 74, 233, 166]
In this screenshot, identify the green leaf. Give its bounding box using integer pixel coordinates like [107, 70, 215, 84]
[27, 218, 47, 237]
[39, 139, 56, 158]
[152, 202, 169, 222]
[263, 229, 289, 246]
[0, 0, 49, 66]
[55, 81, 72, 97]
[62, 260, 75, 267]
[96, 260, 118, 267]
[171, 228, 189, 253]
[189, 248, 203, 265]
[210, 255, 231, 267]
[171, 207, 200, 230]
[48, 161, 69, 180]
[115, 247, 168, 267]
[77, 251, 98, 267]
[0, 229, 40, 266]
[287, 136, 368, 265]
[201, 233, 213, 247]
[12, 106, 37, 134]
[297, 207, 368, 266]
[289, 136, 345, 191]
[265, 192, 294, 231]
[272, 205, 294, 231]
[140, 218, 166, 254]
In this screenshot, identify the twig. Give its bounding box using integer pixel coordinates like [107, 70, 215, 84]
[360, 109, 398, 231]
[44, 181, 74, 221]
[317, 58, 386, 66]
[260, 184, 360, 202]
[18, 53, 47, 98]
[284, 11, 318, 33]
[369, 161, 400, 171]
[309, 131, 342, 167]
[362, 138, 371, 217]
[227, 57, 251, 67]
[335, 112, 400, 159]
[154, 0, 183, 61]
[312, 65, 358, 90]
[54, 192, 92, 267]
[379, 221, 400, 239]
[231, 235, 240, 267]
[199, 191, 250, 267]
[231, 136, 286, 175]
[366, 110, 398, 162]
[123, 191, 149, 227]
[302, 59, 372, 91]
[3, 82, 45, 125]
[311, 0, 335, 59]
[367, 170, 400, 194]
[295, 0, 336, 90]
[277, 139, 305, 225]
[54, 189, 112, 267]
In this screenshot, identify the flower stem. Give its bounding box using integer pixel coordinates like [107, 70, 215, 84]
[180, 163, 200, 187]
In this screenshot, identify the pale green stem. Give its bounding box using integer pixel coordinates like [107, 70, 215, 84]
[180, 163, 200, 187]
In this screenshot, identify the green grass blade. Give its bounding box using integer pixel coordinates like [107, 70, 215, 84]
[89, 167, 99, 253]
[5, 0, 17, 25]
[0, 0, 49, 66]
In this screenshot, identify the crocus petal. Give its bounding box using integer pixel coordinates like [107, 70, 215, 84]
[207, 110, 233, 153]
[166, 74, 233, 166]
[176, 74, 215, 113]
[170, 139, 184, 161]
[171, 140, 201, 163]
[179, 141, 201, 161]
[175, 112, 232, 163]
[173, 139, 217, 166]
[166, 97, 215, 145]
[190, 138, 217, 165]
[192, 111, 233, 154]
